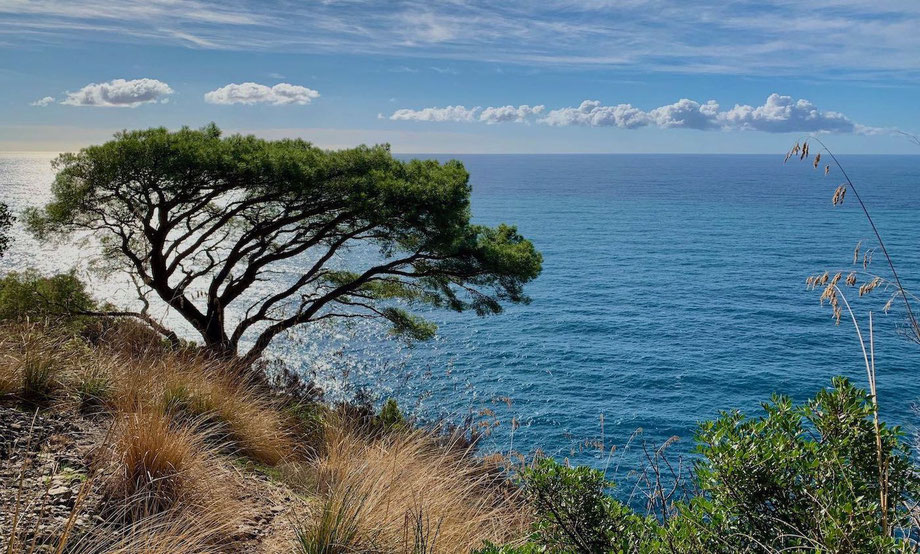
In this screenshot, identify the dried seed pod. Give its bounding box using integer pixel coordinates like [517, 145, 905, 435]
[813, 153, 821, 168]
[853, 241, 861, 265]
[824, 164, 830, 176]
[832, 185, 847, 205]
[845, 272, 857, 286]
[883, 297, 894, 313]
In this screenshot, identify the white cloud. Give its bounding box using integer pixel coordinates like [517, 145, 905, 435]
[61, 78, 173, 107]
[718, 93, 856, 133]
[389, 105, 480, 122]
[479, 104, 545, 124]
[30, 96, 55, 107]
[540, 100, 649, 128]
[204, 82, 320, 105]
[391, 94, 873, 134]
[538, 94, 863, 133]
[649, 99, 720, 130]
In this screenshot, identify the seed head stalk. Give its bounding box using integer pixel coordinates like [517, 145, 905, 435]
[834, 288, 888, 534]
[810, 136, 920, 343]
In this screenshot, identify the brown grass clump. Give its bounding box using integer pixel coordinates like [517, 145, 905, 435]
[0, 325, 71, 404]
[148, 360, 293, 465]
[0, 320, 296, 465]
[103, 409, 231, 520]
[2, 403, 238, 554]
[296, 420, 529, 553]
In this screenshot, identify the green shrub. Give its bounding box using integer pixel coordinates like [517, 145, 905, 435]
[519, 458, 654, 553]
[376, 398, 407, 432]
[680, 376, 918, 553]
[486, 378, 919, 553]
[0, 269, 96, 322]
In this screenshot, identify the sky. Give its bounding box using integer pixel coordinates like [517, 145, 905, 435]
[1, 0, 919, 154]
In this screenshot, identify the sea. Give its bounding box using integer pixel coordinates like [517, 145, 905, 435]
[2, 152, 919, 498]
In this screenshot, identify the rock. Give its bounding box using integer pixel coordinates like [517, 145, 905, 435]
[48, 485, 71, 496]
[235, 524, 258, 538]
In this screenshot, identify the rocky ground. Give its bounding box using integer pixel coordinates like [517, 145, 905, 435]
[0, 402, 306, 553]
[0, 403, 103, 550]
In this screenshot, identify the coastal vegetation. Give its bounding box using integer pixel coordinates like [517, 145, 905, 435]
[2, 132, 918, 552]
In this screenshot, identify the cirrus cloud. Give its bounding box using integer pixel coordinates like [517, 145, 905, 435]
[61, 78, 173, 107]
[204, 82, 320, 105]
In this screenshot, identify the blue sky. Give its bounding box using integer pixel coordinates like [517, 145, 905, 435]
[1, 0, 919, 153]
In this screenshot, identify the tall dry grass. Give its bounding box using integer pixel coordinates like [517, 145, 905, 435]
[294, 420, 529, 553]
[103, 409, 235, 521]
[1, 319, 533, 552]
[1, 411, 238, 554]
[0, 320, 295, 465]
[0, 321, 277, 552]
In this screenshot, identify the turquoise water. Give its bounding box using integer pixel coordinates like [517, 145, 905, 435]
[2, 153, 919, 491]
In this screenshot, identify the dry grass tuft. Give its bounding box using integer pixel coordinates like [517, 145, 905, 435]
[2, 406, 237, 554]
[151, 360, 293, 465]
[0, 324, 69, 403]
[294, 484, 365, 554]
[299, 420, 529, 553]
[104, 409, 226, 520]
[0, 320, 296, 465]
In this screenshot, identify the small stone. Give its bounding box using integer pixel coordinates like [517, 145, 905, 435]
[236, 524, 258, 538]
[270, 505, 285, 513]
[48, 486, 71, 497]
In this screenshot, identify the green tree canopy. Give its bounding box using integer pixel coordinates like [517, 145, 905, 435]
[26, 124, 542, 364]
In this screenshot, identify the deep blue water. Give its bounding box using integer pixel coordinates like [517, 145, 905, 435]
[2, 153, 919, 493]
[395, 153, 920, 482]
